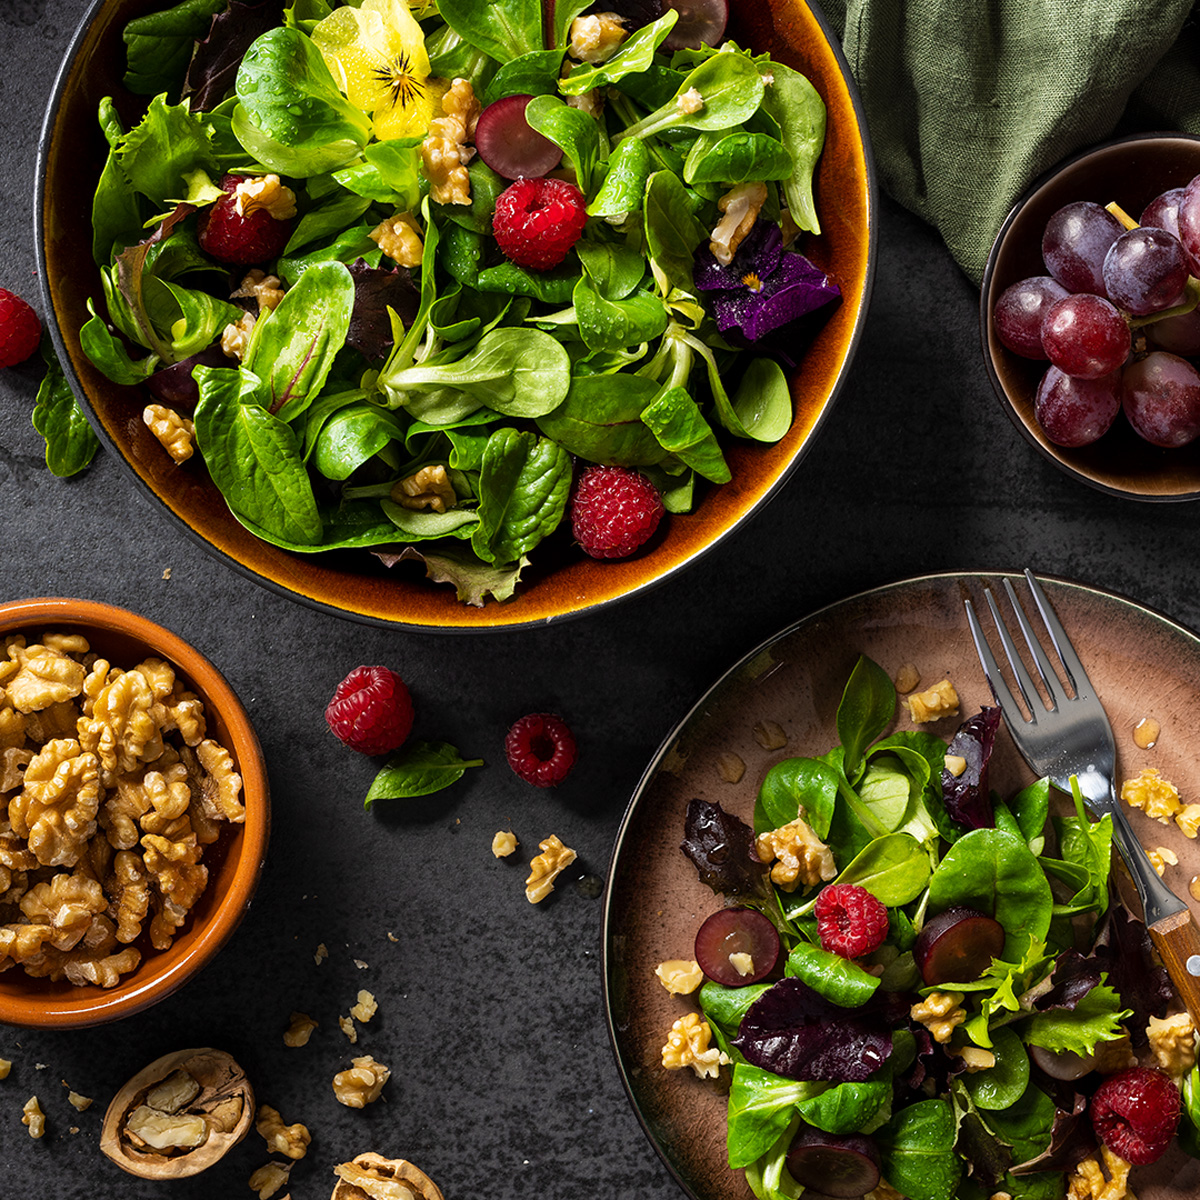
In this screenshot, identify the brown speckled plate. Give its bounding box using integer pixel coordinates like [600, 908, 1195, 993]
[603, 571, 1200, 1199]
[36, 0, 875, 631]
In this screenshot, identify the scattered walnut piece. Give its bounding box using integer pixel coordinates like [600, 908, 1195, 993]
[350, 989, 377, 1024]
[22, 1095, 45, 1138]
[492, 830, 517, 858]
[0, 1058, 11, 1079]
[221, 310, 257, 361]
[143, 404, 196, 465]
[332, 1056, 391, 1109]
[283, 1012, 318, 1048]
[910, 991, 966, 1044]
[331, 1152, 444, 1200]
[716, 752, 745, 783]
[661, 1012, 728, 1079]
[1147, 1010, 1197, 1079]
[369, 211, 424, 267]
[755, 816, 836, 892]
[568, 12, 628, 63]
[1121, 767, 1182, 823]
[420, 77, 480, 206]
[1147, 845, 1178, 877]
[753, 720, 787, 751]
[390, 464, 455, 513]
[249, 1160, 293, 1199]
[893, 663, 920, 694]
[314, 943, 329, 965]
[65, 1086, 94, 1111]
[256, 1105, 310, 1160]
[233, 175, 297, 220]
[905, 679, 959, 723]
[709, 182, 767, 266]
[1067, 1145, 1134, 1200]
[339, 1015, 358, 1044]
[655, 959, 704, 995]
[1177, 803, 1200, 839]
[231, 269, 286, 314]
[525, 834, 576, 903]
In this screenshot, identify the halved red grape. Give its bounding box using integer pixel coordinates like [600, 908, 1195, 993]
[662, 0, 729, 51]
[1041, 293, 1130, 379]
[1122, 351, 1200, 448]
[913, 906, 1005, 986]
[1042, 201, 1123, 295]
[1033, 365, 1121, 447]
[1141, 186, 1186, 239]
[474, 94, 562, 181]
[785, 1125, 882, 1199]
[993, 275, 1068, 359]
[1102, 227, 1189, 316]
[694, 907, 780, 986]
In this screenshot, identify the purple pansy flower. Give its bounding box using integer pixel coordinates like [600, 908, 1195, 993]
[693, 222, 841, 343]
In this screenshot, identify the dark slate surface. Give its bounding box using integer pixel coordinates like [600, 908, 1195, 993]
[4, 3, 1200, 1199]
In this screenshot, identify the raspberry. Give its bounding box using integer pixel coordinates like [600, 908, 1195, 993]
[492, 177, 588, 270]
[1089, 1065, 1180, 1165]
[570, 464, 664, 559]
[814, 884, 889, 959]
[325, 666, 415, 756]
[0, 288, 41, 369]
[505, 713, 576, 787]
[198, 174, 294, 265]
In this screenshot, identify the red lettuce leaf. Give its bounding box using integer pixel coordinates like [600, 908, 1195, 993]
[940, 706, 1000, 829]
[1091, 904, 1172, 1047]
[731, 976, 897, 1082]
[184, 0, 286, 111]
[681, 797, 773, 907]
[347, 259, 420, 362]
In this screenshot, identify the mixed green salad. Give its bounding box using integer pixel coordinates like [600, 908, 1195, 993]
[677, 655, 1200, 1200]
[70, 0, 843, 605]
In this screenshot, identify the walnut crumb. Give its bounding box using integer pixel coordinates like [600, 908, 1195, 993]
[655, 959, 704, 995]
[525, 834, 576, 903]
[283, 1012, 318, 1048]
[314, 943, 328, 965]
[349, 989, 377, 1023]
[905, 679, 959, 723]
[492, 830, 518, 857]
[22, 1095, 45, 1138]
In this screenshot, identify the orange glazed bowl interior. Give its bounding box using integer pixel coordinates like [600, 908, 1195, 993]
[0, 598, 269, 1029]
[38, 0, 876, 630]
[981, 132, 1200, 502]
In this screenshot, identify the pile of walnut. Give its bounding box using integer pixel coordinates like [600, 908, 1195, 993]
[0, 631, 244, 986]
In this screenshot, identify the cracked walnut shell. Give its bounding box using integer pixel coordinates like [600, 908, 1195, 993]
[331, 1152, 444, 1200]
[100, 1048, 254, 1179]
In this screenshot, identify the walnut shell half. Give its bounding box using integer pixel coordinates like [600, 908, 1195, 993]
[331, 1151, 445, 1200]
[100, 1047, 254, 1179]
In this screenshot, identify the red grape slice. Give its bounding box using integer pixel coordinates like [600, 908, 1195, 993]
[474, 94, 563, 181]
[1102, 227, 1189, 316]
[662, 0, 729, 51]
[1122, 351, 1200, 448]
[913, 906, 1005, 986]
[1041, 293, 1130, 379]
[1034, 365, 1121, 447]
[785, 1125, 882, 1199]
[1042, 201, 1123, 295]
[993, 275, 1068, 359]
[694, 907, 780, 986]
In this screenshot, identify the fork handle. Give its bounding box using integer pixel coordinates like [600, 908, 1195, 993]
[1148, 907, 1200, 1028]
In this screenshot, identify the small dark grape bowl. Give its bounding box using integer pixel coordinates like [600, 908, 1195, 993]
[980, 132, 1200, 501]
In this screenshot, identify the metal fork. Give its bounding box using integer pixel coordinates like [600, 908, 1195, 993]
[965, 568, 1200, 1025]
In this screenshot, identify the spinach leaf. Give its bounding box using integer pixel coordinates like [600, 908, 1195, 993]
[471, 428, 572, 564]
[549, 0, 592, 51]
[795, 1076, 891, 1135]
[243, 259, 355, 421]
[380, 500, 480, 541]
[537, 372, 667, 464]
[827, 833, 930, 907]
[437, 0, 543, 63]
[640, 386, 731, 483]
[963, 1026, 1029, 1111]
[80, 300, 159, 385]
[575, 240, 646, 300]
[557, 11, 678, 95]
[523, 94, 601, 194]
[698, 979, 771, 1042]
[122, 0, 226, 96]
[785, 942, 880, 1007]
[31, 348, 100, 478]
[233, 27, 371, 176]
[684, 130, 794, 185]
[312, 402, 407, 480]
[874, 1099, 960, 1200]
[755, 757, 840, 839]
[193, 364, 324, 545]
[761, 62, 827, 234]
[837, 655, 896, 781]
[573, 276, 668, 352]
[477, 260, 579, 304]
[364, 741, 484, 807]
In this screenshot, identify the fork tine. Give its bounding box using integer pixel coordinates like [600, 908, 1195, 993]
[983, 585, 1052, 716]
[1021, 567, 1095, 701]
[999, 577, 1070, 710]
[964, 598, 1030, 726]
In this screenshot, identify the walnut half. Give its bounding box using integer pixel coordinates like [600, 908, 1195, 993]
[331, 1152, 444, 1200]
[99, 1048, 254, 1179]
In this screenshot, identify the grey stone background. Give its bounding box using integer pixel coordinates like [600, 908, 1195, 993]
[3, 2, 1200, 1198]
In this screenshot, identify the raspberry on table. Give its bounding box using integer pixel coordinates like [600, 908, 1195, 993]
[325, 666, 415, 756]
[570, 464, 665, 559]
[505, 713, 577, 787]
[0, 288, 41, 369]
[1089, 1065, 1180, 1165]
[814, 883, 889, 959]
[492, 177, 588, 270]
[198, 174, 296, 265]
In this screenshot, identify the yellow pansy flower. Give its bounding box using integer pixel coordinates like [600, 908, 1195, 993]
[312, 0, 433, 141]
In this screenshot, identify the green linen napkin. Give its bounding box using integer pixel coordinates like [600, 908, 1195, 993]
[817, 0, 1200, 283]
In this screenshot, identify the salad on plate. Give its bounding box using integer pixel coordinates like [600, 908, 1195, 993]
[74, 0, 843, 605]
[666, 655, 1200, 1200]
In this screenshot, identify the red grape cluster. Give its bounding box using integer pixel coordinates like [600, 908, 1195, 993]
[994, 177, 1200, 449]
